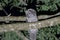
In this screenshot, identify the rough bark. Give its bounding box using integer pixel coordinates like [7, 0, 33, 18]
[0, 16, 60, 32]
[0, 12, 60, 21]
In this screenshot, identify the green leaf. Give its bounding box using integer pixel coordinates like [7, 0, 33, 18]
[0, 3, 3, 10]
[53, 0, 60, 3]
[40, 0, 50, 3]
[2, 31, 23, 40]
[57, 2, 60, 7]
[49, 4, 58, 11]
[4, 0, 8, 5]
[1, 2, 6, 7]
[41, 5, 50, 11]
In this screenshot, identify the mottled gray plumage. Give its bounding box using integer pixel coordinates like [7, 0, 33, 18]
[25, 9, 38, 22]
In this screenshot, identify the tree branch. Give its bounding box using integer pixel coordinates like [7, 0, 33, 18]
[0, 16, 60, 32]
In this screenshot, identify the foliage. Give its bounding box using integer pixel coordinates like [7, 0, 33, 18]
[0, 0, 60, 13]
[1, 31, 23, 40]
[36, 0, 59, 11]
[37, 24, 60, 40]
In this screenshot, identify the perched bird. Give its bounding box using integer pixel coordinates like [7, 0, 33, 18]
[25, 9, 38, 22]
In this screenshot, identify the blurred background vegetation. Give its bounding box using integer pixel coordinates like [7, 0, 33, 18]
[0, 0, 60, 16]
[0, 0, 60, 40]
[0, 0, 60, 11]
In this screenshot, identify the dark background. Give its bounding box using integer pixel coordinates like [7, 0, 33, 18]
[0, 0, 60, 16]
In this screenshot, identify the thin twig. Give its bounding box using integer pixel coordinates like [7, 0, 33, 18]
[3, 9, 8, 16]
